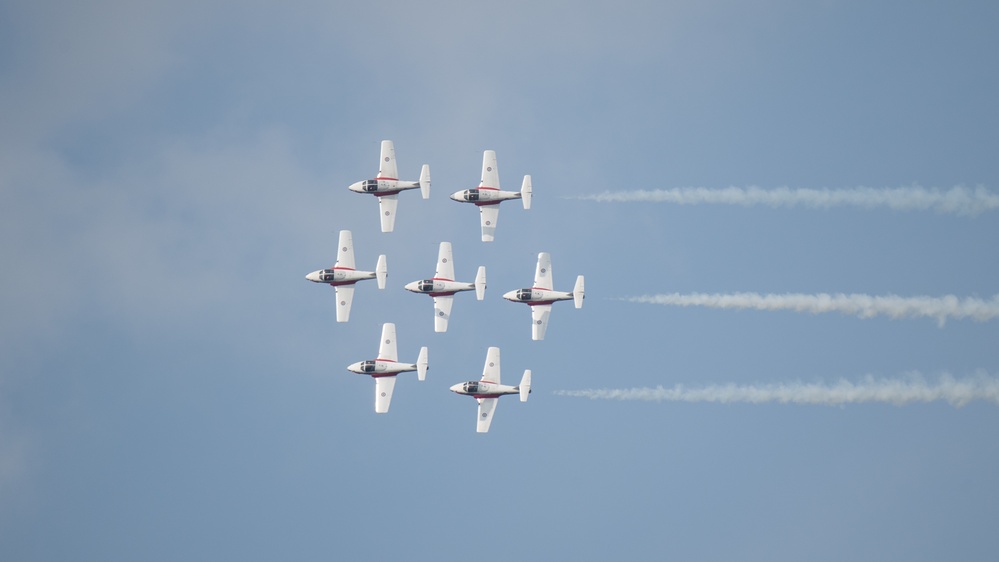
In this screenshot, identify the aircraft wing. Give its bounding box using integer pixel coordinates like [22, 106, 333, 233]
[482, 346, 501, 384]
[334, 285, 354, 322]
[378, 193, 399, 233]
[432, 295, 454, 333]
[479, 204, 500, 242]
[479, 150, 500, 189]
[435, 242, 455, 280]
[378, 140, 398, 180]
[476, 397, 498, 433]
[378, 322, 399, 361]
[531, 304, 552, 341]
[534, 252, 552, 290]
[374, 376, 397, 414]
[336, 230, 355, 269]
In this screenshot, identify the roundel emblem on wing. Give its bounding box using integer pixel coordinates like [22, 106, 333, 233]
[485, 220, 492, 225]
[342, 246, 347, 252]
[384, 210, 390, 216]
[481, 412, 488, 419]
[381, 392, 387, 397]
[487, 166, 492, 172]
[340, 300, 346, 306]
[541, 268, 547, 274]
[442, 258, 447, 263]
[535, 320, 542, 325]
[438, 311, 444, 317]
[489, 362, 495, 367]
[385, 339, 392, 345]
[384, 156, 390, 162]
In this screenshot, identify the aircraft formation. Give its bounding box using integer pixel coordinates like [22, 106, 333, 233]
[306, 140, 583, 432]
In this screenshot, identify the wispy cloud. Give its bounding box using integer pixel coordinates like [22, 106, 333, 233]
[571, 185, 999, 215]
[623, 293, 999, 327]
[556, 373, 999, 408]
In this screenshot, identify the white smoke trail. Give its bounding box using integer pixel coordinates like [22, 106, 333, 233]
[555, 373, 999, 408]
[624, 293, 999, 327]
[572, 185, 999, 215]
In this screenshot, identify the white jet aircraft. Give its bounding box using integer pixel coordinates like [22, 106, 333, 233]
[347, 323, 429, 414]
[403, 242, 486, 333]
[305, 230, 387, 322]
[449, 347, 531, 433]
[503, 252, 584, 341]
[449, 150, 532, 242]
[348, 140, 430, 233]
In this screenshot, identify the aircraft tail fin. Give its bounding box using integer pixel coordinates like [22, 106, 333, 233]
[376, 255, 388, 289]
[474, 266, 487, 300]
[419, 164, 431, 199]
[417, 346, 428, 381]
[519, 369, 532, 402]
[573, 275, 584, 309]
[521, 175, 532, 210]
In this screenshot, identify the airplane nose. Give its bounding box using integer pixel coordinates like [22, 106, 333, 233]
[449, 191, 461, 201]
[305, 271, 321, 282]
[348, 181, 363, 193]
[449, 383, 462, 393]
[404, 281, 418, 292]
[502, 290, 517, 301]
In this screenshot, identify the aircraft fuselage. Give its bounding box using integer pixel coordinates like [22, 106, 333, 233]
[450, 380, 526, 400]
[502, 288, 574, 306]
[449, 187, 522, 206]
[404, 278, 476, 297]
[349, 177, 422, 197]
[305, 268, 375, 286]
[348, 359, 419, 377]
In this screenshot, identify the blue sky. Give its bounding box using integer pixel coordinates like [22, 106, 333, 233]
[2, 1, 998, 560]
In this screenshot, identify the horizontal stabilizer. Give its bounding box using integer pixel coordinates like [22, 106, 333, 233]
[417, 346, 428, 381]
[573, 275, 584, 309]
[475, 266, 487, 300]
[520, 369, 532, 402]
[376, 255, 388, 289]
[420, 164, 431, 199]
[521, 175, 532, 210]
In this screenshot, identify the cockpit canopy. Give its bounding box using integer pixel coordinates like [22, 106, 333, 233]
[363, 179, 379, 192]
[321, 270, 337, 282]
[359, 360, 376, 373]
[462, 189, 479, 201]
[463, 381, 481, 393]
[515, 288, 534, 301]
[417, 280, 435, 292]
